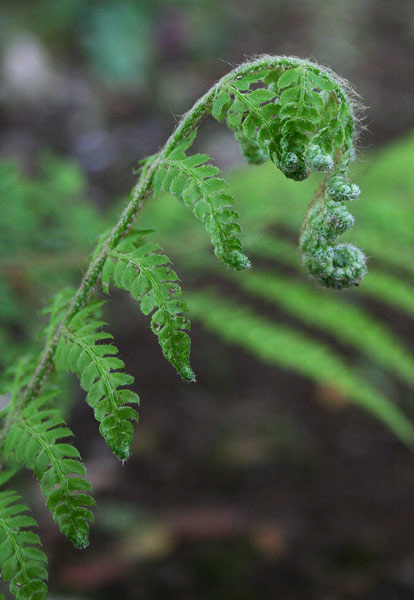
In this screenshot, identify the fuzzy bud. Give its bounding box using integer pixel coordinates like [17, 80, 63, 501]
[327, 176, 361, 202]
[279, 152, 310, 181]
[300, 195, 366, 289]
[306, 144, 334, 172]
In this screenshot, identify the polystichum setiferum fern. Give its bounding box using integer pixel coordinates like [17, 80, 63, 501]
[0, 55, 376, 598]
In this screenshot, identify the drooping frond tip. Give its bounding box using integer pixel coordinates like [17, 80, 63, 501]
[206, 56, 367, 287]
[153, 131, 251, 271]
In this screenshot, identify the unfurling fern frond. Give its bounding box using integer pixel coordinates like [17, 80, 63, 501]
[54, 301, 139, 460]
[102, 230, 194, 382]
[0, 490, 47, 600]
[300, 159, 366, 288]
[209, 60, 366, 286]
[3, 388, 95, 549]
[0, 56, 378, 597]
[153, 131, 251, 271]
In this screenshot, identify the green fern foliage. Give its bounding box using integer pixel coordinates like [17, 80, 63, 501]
[212, 71, 276, 166]
[243, 235, 414, 316]
[0, 490, 47, 600]
[1, 56, 405, 599]
[102, 230, 195, 382]
[54, 301, 139, 460]
[3, 390, 95, 549]
[234, 270, 414, 388]
[153, 131, 251, 271]
[210, 59, 366, 287]
[0, 156, 105, 368]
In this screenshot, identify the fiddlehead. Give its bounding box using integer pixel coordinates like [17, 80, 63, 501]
[0, 55, 369, 599]
[299, 153, 366, 288]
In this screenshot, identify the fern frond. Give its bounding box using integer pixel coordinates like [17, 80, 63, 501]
[102, 231, 195, 382]
[153, 131, 251, 271]
[360, 270, 414, 316]
[0, 490, 47, 600]
[54, 301, 139, 460]
[0, 56, 380, 590]
[3, 390, 95, 549]
[352, 229, 414, 276]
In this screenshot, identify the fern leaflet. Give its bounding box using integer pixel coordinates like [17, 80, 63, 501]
[3, 388, 95, 550]
[153, 131, 251, 271]
[0, 490, 47, 600]
[102, 231, 195, 382]
[212, 63, 350, 181]
[54, 301, 140, 461]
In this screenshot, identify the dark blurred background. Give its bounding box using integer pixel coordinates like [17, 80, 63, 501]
[0, 1, 413, 599]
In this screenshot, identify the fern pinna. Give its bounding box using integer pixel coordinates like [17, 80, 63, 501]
[0, 487, 47, 600]
[54, 299, 140, 461]
[0, 55, 377, 598]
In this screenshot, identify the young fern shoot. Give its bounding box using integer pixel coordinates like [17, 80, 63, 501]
[0, 55, 368, 599]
